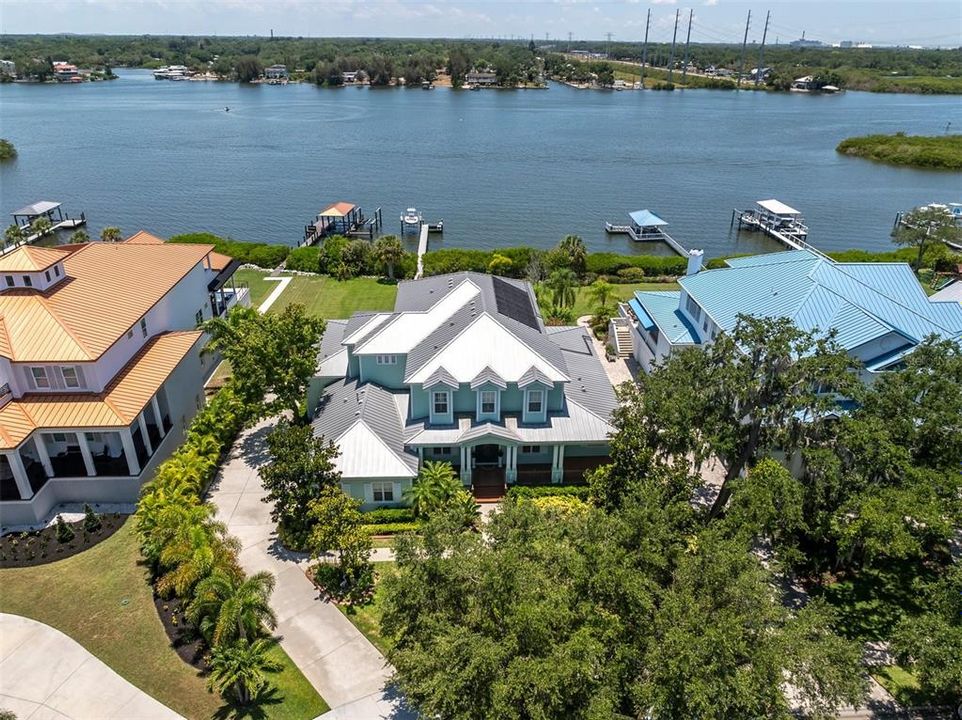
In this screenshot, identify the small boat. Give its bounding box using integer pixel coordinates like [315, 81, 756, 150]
[225, 106, 230, 112]
[153, 66, 169, 80]
[401, 207, 423, 229]
[427, 220, 444, 233]
[421, 80, 435, 90]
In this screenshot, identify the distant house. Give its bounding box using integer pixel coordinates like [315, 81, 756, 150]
[620, 250, 962, 380]
[308, 272, 617, 506]
[791, 75, 816, 91]
[52, 62, 80, 82]
[0, 59, 15, 77]
[341, 71, 359, 84]
[749, 67, 772, 81]
[466, 69, 498, 86]
[264, 64, 288, 80]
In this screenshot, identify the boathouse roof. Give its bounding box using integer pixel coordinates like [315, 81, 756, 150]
[756, 199, 801, 216]
[11, 201, 61, 218]
[628, 209, 668, 227]
[320, 202, 357, 217]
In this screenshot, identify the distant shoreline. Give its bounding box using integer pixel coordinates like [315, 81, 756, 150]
[836, 133, 962, 170]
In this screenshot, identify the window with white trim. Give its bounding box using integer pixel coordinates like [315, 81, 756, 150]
[522, 445, 542, 454]
[54, 265, 61, 277]
[480, 390, 497, 414]
[62, 366, 80, 388]
[432, 390, 449, 415]
[22, 275, 32, 287]
[372, 481, 394, 502]
[45, 270, 51, 282]
[527, 389, 544, 414]
[685, 294, 702, 322]
[31, 367, 50, 388]
[140, 317, 148, 337]
[376, 354, 397, 365]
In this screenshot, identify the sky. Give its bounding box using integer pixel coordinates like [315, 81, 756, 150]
[0, 0, 959, 47]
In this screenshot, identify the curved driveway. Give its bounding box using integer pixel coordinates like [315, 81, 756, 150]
[0, 613, 182, 720]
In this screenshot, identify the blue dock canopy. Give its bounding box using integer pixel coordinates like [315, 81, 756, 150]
[628, 209, 668, 228]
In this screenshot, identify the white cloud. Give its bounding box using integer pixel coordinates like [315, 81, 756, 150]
[704, 0, 719, 5]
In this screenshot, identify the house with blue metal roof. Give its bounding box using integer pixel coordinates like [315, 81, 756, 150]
[621, 249, 962, 377]
[309, 272, 618, 506]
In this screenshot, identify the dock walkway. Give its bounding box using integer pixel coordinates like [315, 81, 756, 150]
[732, 209, 827, 257]
[415, 223, 429, 279]
[604, 223, 688, 258]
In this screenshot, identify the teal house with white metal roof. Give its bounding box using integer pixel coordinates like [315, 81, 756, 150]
[622, 249, 962, 377]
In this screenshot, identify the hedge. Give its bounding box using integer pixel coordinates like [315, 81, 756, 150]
[507, 485, 591, 500]
[361, 507, 416, 524]
[170, 232, 290, 269]
[585, 253, 687, 277]
[285, 246, 321, 273]
[361, 521, 420, 535]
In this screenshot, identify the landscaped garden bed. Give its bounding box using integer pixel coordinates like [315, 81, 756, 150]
[152, 592, 209, 671]
[0, 508, 123, 568]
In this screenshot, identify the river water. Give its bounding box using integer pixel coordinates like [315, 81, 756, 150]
[1, 68, 959, 259]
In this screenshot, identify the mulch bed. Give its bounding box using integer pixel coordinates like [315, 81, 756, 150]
[0, 513, 124, 568]
[153, 591, 210, 673]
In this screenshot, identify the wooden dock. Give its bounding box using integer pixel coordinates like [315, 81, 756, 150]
[1, 214, 86, 256]
[415, 223, 429, 279]
[604, 223, 688, 258]
[730, 200, 824, 255]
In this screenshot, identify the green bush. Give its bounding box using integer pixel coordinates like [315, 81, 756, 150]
[82, 504, 102, 533]
[361, 507, 416, 524]
[507, 485, 591, 499]
[586, 253, 687, 278]
[55, 515, 75, 544]
[170, 232, 291, 268]
[285, 246, 321, 273]
[360, 521, 420, 535]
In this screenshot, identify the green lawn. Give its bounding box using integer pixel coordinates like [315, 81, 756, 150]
[0, 519, 327, 720]
[233, 268, 279, 308]
[571, 281, 679, 319]
[873, 665, 932, 707]
[338, 563, 395, 657]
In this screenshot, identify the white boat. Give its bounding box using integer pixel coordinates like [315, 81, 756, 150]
[401, 207, 422, 226]
[153, 66, 169, 80]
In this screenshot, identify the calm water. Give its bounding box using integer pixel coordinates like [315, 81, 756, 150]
[1, 68, 960, 258]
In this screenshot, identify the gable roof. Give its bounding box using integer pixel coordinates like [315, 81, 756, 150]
[680, 250, 962, 352]
[0, 246, 69, 273]
[0, 242, 214, 362]
[311, 379, 418, 479]
[629, 291, 701, 345]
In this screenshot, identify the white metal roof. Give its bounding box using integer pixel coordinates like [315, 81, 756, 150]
[756, 199, 801, 216]
[11, 201, 61, 217]
[930, 281, 962, 305]
[335, 422, 418, 479]
[355, 280, 481, 354]
[342, 313, 393, 344]
[408, 313, 568, 385]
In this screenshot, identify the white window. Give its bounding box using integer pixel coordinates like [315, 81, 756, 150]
[527, 389, 544, 414]
[685, 294, 702, 322]
[140, 317, 148, 337]
[376, 354, 397, 365]
[62, 366, 80, 388]
[31, 367, 50, 388]
[432, 390, 449, 415]
[480, 390, 497, 414]
[45, 270, 51, 282]
[372, 481, 394, 502]
[522, 445, 542, 454]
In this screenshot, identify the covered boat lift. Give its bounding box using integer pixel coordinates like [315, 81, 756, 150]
[605, 208, 687, 256]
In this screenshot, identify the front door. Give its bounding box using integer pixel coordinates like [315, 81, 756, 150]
[474, 444, 500, 467]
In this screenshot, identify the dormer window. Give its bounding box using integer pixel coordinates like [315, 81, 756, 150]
[45, 270, 51, 282]
[480, 390, 496, 414]
[432, 391, 449, 415]
[4, 276, 12, 288]
[140, 317, 148, 337]
[54, 264, 61, 277]
[527, 389, 543, 414]
[62, 366, 80, 388]
[376, 354, 397, 365]
[22, 275, 32, 287]
[31, 367, 50, 388]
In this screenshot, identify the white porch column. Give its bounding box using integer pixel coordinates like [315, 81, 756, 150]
[137, 412, 153, 455]
[120, 428, 141, 476]
[6, 450, 33, 500]
[33, 435, 54, 477]
[551, 444, 564, 484]
[77, 432, 97, 477]
[459, 445, 471, 484]
[150, 395, 166, 438]
[506, 445, 517, 483]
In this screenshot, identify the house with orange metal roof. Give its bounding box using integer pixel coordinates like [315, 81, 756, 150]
[0, 233, 248, 526]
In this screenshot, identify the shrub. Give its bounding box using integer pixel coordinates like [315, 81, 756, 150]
[55, 515, 75, 544]
[247, 244, 289, 269]
[170, 232, 290, 268]
[616, 267, 646, 283]
[507, 485, 591, 500]
[361, 507, 416, 524]
[83, 504, 102, 533]
[284, 246, 321, 273]
[360, 521, 420, 535]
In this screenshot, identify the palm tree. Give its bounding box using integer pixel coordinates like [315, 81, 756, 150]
[207, 637, 280, 706]
[374, 235, 405, 279]
[157, 521, 240, 598]
[587, 277, 615, 313]
[557, 235, 587, 276]
[69, 229, 90, 243]
[4, 223, 24, 249]
[452, 490, 482, 530]
[100, 226, 122, 243]
[30, 217, 53, 238]
[135, 483, 206, 566]
[404, 460, 459, 517]
[546, 268, 578, 310]
[188, 570, 277, 647]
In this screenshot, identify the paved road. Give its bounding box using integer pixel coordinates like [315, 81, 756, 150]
[207, 420, 413, 720]
[0, 613, 183, 720]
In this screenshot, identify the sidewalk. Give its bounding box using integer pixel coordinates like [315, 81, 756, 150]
[0, 613, 183, 720]
[206, 420, 413, 720]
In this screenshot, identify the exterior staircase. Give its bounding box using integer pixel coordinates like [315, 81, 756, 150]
[610, 316, 633, 358]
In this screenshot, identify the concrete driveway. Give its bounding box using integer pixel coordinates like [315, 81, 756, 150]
[0, 613, 182, 720]
[206, 420, 414, 720]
